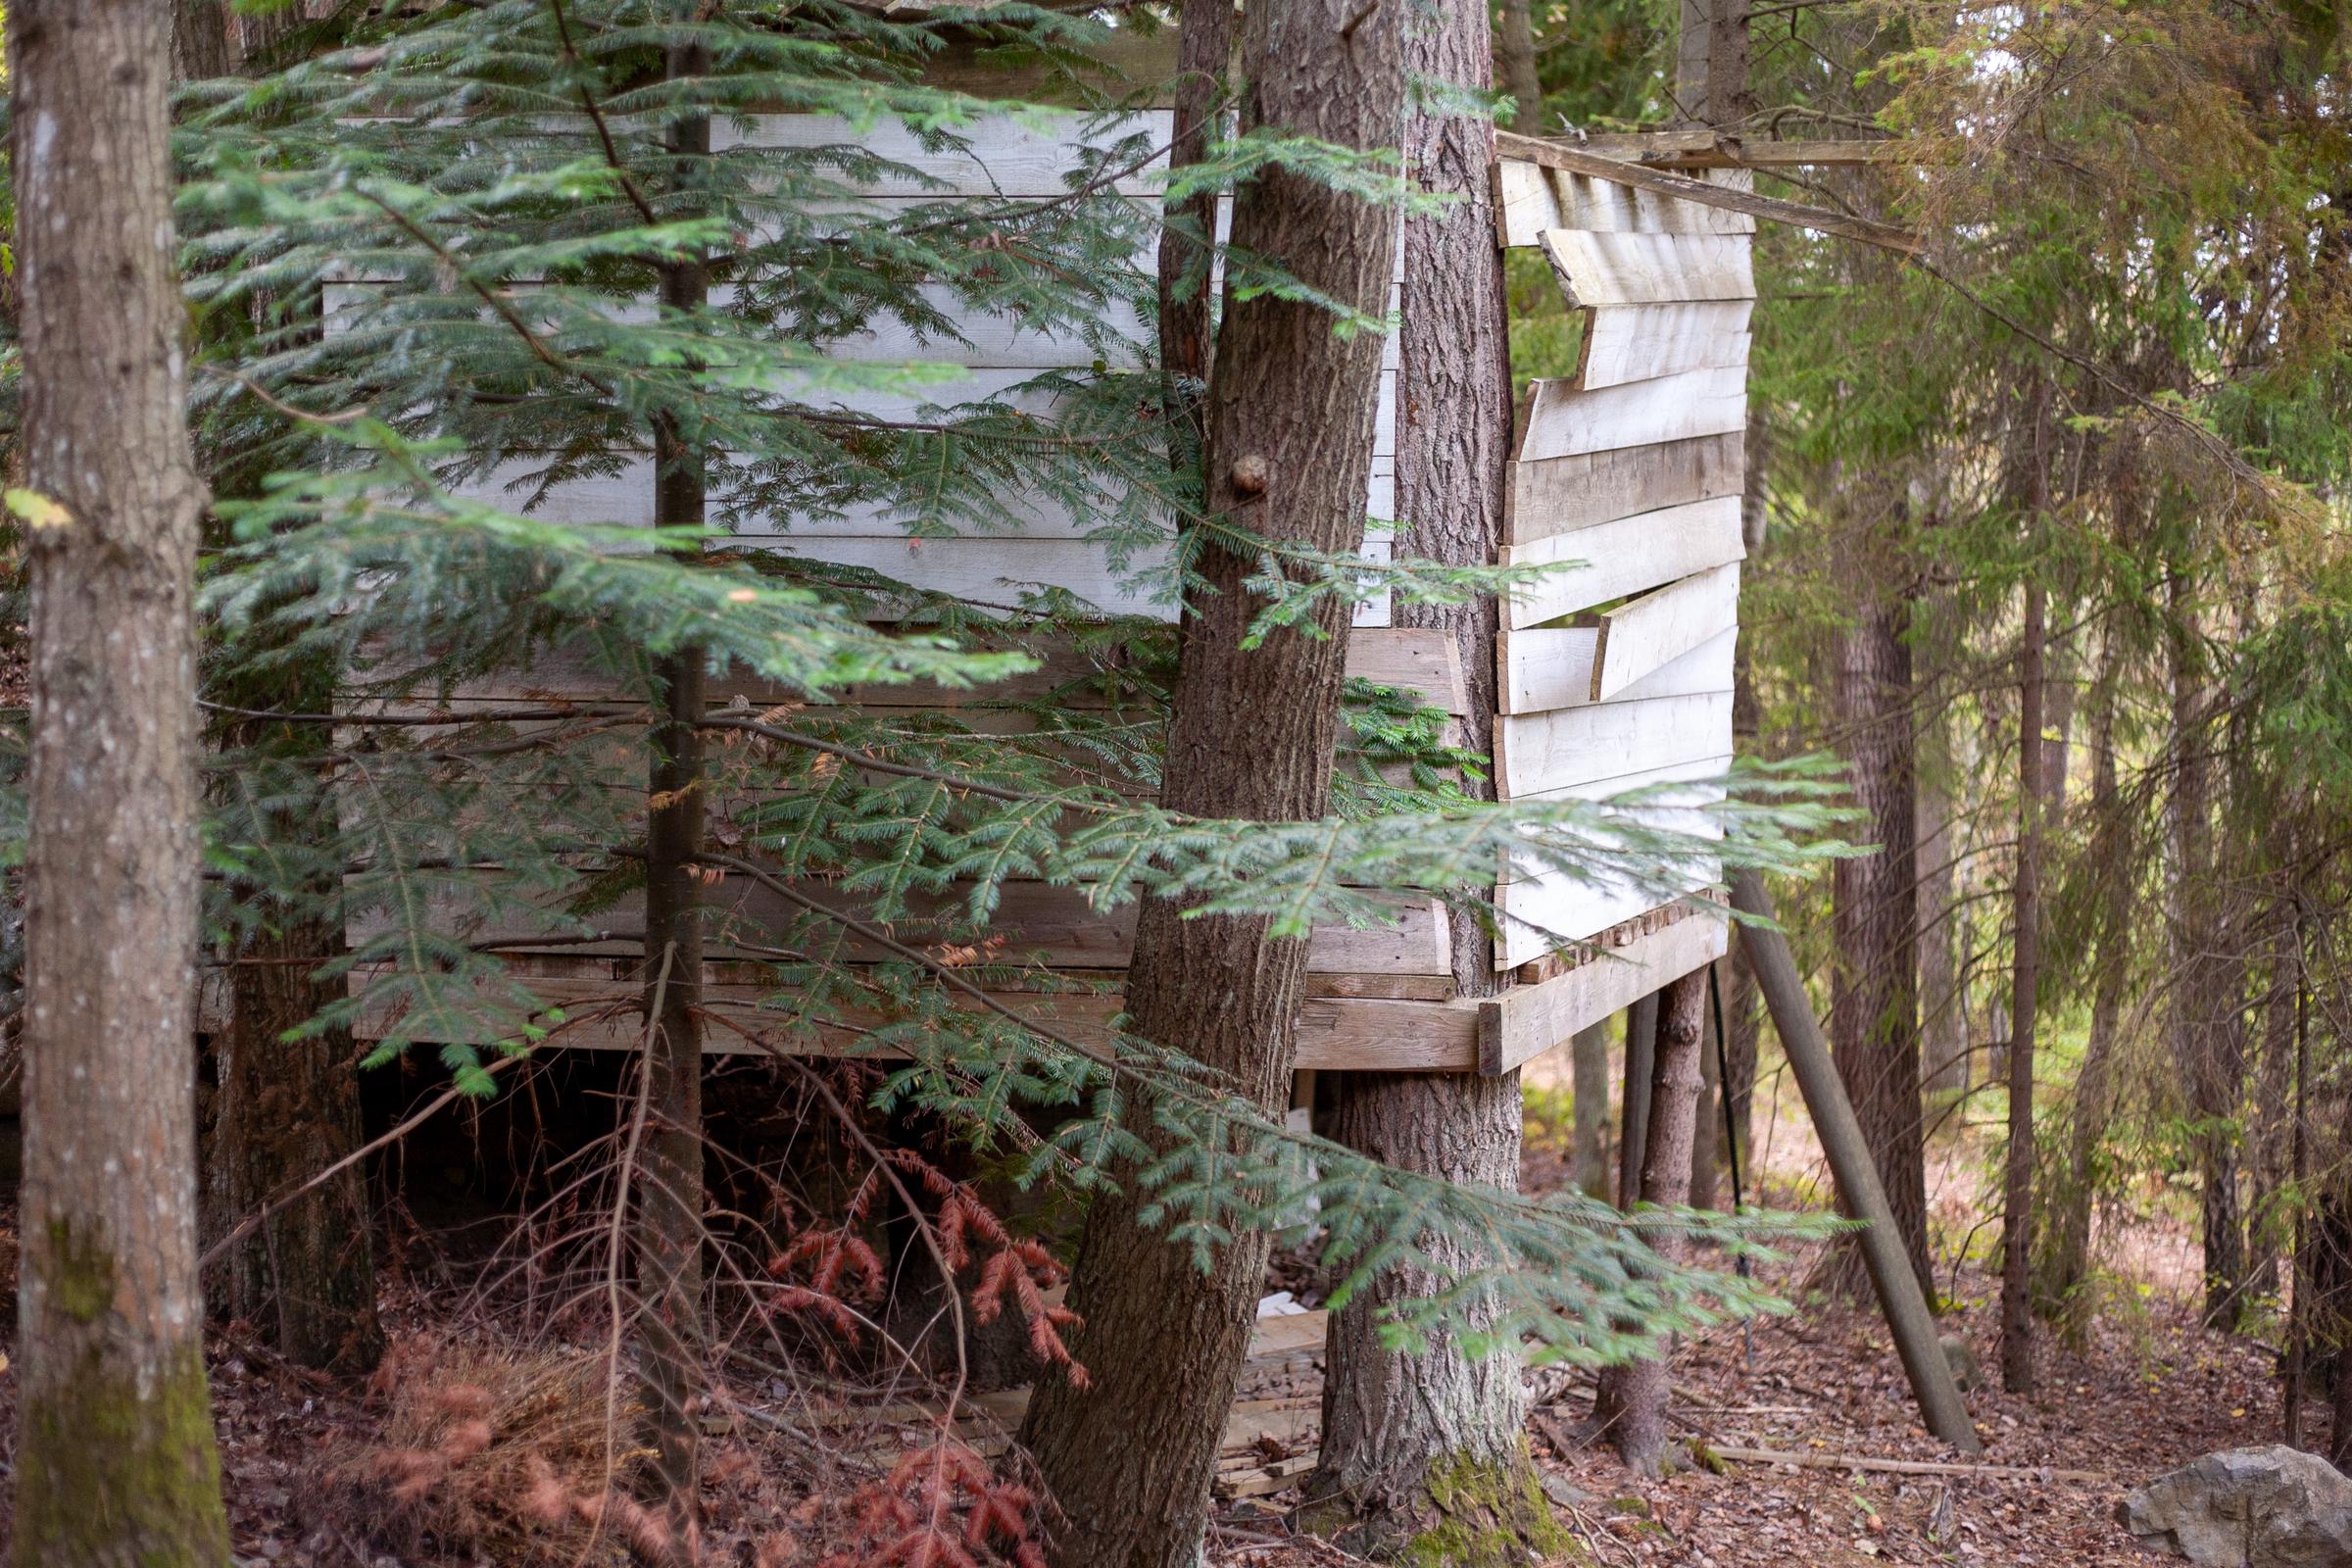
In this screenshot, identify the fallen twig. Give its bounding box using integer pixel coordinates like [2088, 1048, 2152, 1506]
[1708, 1444, 2109, 1483]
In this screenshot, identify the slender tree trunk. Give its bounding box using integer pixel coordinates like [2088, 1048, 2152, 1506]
[11, 0, 234, 1558]
[1019, 4, 1405, 1560]
[635, 31, 712, 1537]
[1494, 0, 1544, 132]
[1690, 996, 1722, 1211]
[2041, 653, 2127, 1321]
[1571, 1021, 1612, 1200]
[2169, 569, 2247, 1331]
[1917, 751, 1968, 1097]
[1825, 556, 1930, 1301]
[1310, 0, 1548, 1550]
[1618, 990, 1659, 1210]
[2247, 912, 2298, 1301]
[1721, 409, 1769, 1183]
[2000, 575, 2043, 1395]
[1155, 0, 1236, 438]
[1591, 972, 1708, 1478]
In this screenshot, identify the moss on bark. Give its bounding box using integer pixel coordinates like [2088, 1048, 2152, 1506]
[1300, 1443, 1581, 1568]
[18, 1228, 231, 1567]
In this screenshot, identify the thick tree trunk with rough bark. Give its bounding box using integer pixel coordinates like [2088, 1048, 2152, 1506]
[2000, 577, 2043, 1394]
[1824, 564, 1931, 1303]
[1018, 5, 1404, 1562]
[1494, 0, 1544, 131]
[1591, 972, 1707, 1478]
[11, 1, 234, 1559]
[1309, 6, 1551, 1546]
[635, 36, 712, 1536]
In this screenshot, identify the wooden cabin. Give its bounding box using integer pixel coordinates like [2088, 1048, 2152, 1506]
[335, 88, 1754, 1084]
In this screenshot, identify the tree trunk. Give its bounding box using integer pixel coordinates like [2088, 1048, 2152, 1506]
[1825, 566, 1930, 1302]
[1618, 990, 1660, 1211]
[1690, 994, 1722, 1211]
[2000, 576, 2043, 1395]
[217, 895, 383, 1373]
[1309, 0, 1549, 1551]
[2169, 570, 2247, 1332]
[1154, 0, 1235, 438]
[1018, 3, 1405, 1560]
[1571, 1022, 1612, 1200]
[1917, 754, 1968, 1097]
[2040, 653, 2127, 1322]
[2247, 913, 2298, 1302]
[1591, 972, 1707, 1478]
[11, 0, 234, 1558]
[170, 0, 228, 79]
[634, 32, 713, 1537]
[1494, 0, 1544, 132]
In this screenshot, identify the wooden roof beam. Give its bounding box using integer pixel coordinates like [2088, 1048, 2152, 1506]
[1494, 130, 1919, 257]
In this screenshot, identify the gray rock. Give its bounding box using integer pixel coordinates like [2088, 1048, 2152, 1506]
[2117, 1446, 2352, 1566]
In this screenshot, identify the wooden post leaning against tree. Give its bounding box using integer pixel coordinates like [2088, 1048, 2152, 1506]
[1590, 972, 1708, 1477]
[1017, 0, 1406, 1561]
[635, 26, 713, 1537]
[1309, 0, 1558, 1552]
[1729, 871, 1982, 1452]
[10, 0, 236, 1558]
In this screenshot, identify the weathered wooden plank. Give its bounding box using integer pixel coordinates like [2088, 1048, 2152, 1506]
[1505, 128, 1910, 169]
[1496, 133, 1920, 250]
[1499, 623, 1734, 713]
[1592, 564, 1740, 702]
[353, 879, 1456, 978]
[1480, 909, 1729, 1069]
[1515, 368, 1746, 466]
[1504, 430, 1743, 544]
[1500, 494, 1744, 629]
[1492, 756, 1730, 969]
[354, 972, 1485, 1071]
[1577, 301, 1752, 391]
[715, 111, 1175, 197]
[1538, 231, 1754, 309]
[1494, 160, 1754, 247]
[1495, 692, 1734, 800]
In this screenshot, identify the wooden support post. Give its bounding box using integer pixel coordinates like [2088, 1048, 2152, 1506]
[1617, 991, 1659, 1208]
[1727, 869, 1982, 1452]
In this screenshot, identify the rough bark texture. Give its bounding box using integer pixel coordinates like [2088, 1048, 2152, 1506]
[1571, 1022, 1612, 1199]
[218, 895, 383, 1373]
[171, 0, 229, 77]
[1018, 4, 1404, 1561]
[1154, 0, 1236, 438]
[2000, 577, 2043, 1395]
[2169, 570, 2247, 1332]
[11, 1, 234, 1560]
[1825, 565, 1931, 1302]
[635, 37, 712, 1532]
[1306, 0, 1547, 1553]
[1591, 972, 1707, 1478]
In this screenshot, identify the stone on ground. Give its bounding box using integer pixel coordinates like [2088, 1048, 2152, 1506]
[2117, 1445, 2352, 1566]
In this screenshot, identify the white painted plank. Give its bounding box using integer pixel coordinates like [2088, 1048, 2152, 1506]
[1539, 230, 1755, 308]
[1515, 367, 1746, 464]
[1493, 760, 1730, 968]
[1494, 162, 1756, 247]
[1496, 692, 1733, 800]
[716, 111, 1174, 197]
[1500, 494, 1744, 629]
[1483, 912, 1730, 1056]
[1506, 431, 1743, 544]
[1500, 624, 1735, 713]
[1577, 300, 1753, 391]
[1592, 564, 1740, 701]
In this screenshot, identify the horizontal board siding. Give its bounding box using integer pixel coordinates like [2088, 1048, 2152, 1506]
[1501, 623, 1735, 713]
[1494, 161, 1756, 248]
[1539, 231, 1756, 308]
[1481, 910, 1730, 1062]
[1500, 494, 1744, 628]
[1592, 564, 1741, 701]
[714, 111, 1176, 196]
[354, 972, 1485, 1071]
[1491, 757, 1730, 968]
[1495, 692, 1734, 800]
[1516, 367, 1746, 465]
[1577, 300, 1753, 391]
[1504, 430, 1743, 544]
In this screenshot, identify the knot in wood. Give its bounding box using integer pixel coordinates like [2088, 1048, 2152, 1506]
[1230, 455, 1271, 497]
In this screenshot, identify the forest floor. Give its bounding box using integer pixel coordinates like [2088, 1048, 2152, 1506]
[0, 1081, 2295, 1566]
